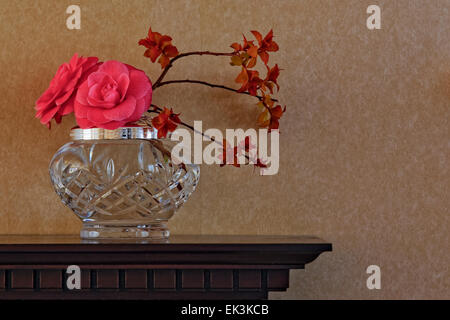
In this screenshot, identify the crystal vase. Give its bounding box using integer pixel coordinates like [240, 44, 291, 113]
[49, 126, 200, 240]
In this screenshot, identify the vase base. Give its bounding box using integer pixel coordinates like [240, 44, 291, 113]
[80, 222, 169, 239]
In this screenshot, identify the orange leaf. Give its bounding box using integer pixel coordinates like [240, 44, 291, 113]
[158, 54, 170, 69]
[147, 26, 153, 38]
[159, 35, 173, 44]
[247, 45, 258, 58]
[265, 64, 280, 90]
[235, 67, 249, 85]
[246, 57, 257, 68]
[263, 29, 273, 43]
[263, 94, 274, 107]
[231, 42, 241, 51]
[151, 107, 181, 138]
[251, 30, 263, 44]
[271, 105, 284, 118]
[269, 118, 279, 130]
[146, 47, 161, 62]
[259, 51, 269, 65]
[164, 45, 179, 58]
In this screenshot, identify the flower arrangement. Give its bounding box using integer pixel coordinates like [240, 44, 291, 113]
[35, 26, 285, 168]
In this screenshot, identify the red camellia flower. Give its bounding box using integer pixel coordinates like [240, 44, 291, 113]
[74, 60, 152, 129]
[151, 107, 181, 138]
[35, 53, 99, 128]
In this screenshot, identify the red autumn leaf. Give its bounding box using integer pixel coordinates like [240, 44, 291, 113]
[237, 136, 256, 153]
[255, 158, 268, 168]
[230, 31, 279, 69]
[231, 42, 242, 52]
[218, 139, 240, 167]
[164, 44, 179, 57]
[158, 55, 170, 69]
[261, 29, 279, 51]
[251, 29, 279, 65]
[265, 64, 281, 91]
[257, 102, 285, 130]
[257, 108, 270, 127]
[258, 51, 269, 65]
[242, 34, 254, 51]
[235, 67, 249, 85]
[247, 45, 258, 58]
[271, 105, 284, 119]
[235, 67, 262, 96]
[268, 105, 285, 130]
[246, 56, 257, 68]
[151, 107, 181, 138]
[139, 27, 179, 69]
[246, 70, 262, 96]
[230, 35, 260, 68]
[231, 35, 254, 52]
[251, 30, 263, 43]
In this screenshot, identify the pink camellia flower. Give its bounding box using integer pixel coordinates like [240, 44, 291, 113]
[35, 53, 99, 128]
[74, 60, 152, 129]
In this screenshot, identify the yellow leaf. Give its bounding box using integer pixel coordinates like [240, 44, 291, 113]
[230, 55, 242, 66]
[257, 109, 270, 127]
[263, 94, 274, 107]
[256, 101, 265, 110]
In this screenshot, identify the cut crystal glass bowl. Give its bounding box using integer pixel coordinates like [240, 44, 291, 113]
[49, 126, 200, 239]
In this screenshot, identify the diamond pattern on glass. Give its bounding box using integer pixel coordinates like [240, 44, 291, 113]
[49, 139, 200, 224]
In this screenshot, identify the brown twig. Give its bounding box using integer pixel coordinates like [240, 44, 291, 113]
[153, 51, 235, 87]
[154, 79, 278, 102]
[146, 107, 219, 145]
[145, 105, 257, 164]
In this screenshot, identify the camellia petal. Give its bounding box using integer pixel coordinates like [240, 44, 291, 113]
[128, 97, 146, 122]
[99, 120, 127, 130]
[35, 53, 100, 128]
[55, 88, 74, 106]
[36, 88, 59, 110]
[75, 117, 95, 129]
[87, 83, 117, 108]
[98, 60, 129, 80]
[87, 71, 113, 87]
[72, 60, 152, 130]
[126, 69, 152, 100]
[87, 108, 113, 124]
[75, 81, 90, 105]
[58, 95, 75, 116]
[102, 96, 137, 121]
[39, 105, 60, 125]
[117, 73, 130, 102]
[74, 100, 90, 118]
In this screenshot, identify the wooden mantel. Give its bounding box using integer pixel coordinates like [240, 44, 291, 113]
[0, 235, 331, 300]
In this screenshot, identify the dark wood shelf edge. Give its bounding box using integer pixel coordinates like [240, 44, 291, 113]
[0, 235, 332, 300]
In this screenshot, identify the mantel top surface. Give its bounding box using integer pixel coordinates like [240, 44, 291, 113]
[0, 234, 329, 245]
[0, 234, 332, 268]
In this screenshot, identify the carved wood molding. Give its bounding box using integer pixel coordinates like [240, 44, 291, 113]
[0, 235, 331, 300]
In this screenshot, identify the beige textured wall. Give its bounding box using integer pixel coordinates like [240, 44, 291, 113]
[0, 0, 448, 299]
